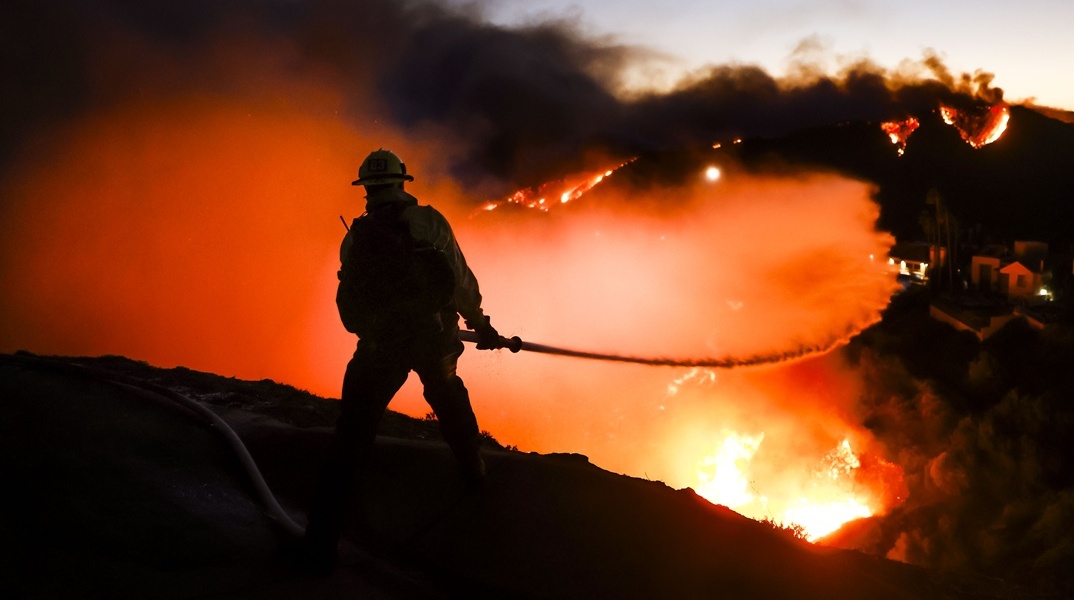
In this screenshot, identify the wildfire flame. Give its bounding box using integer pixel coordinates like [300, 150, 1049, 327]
[694, 432, 766, 508]
[693, 434, 879, 542]
[880, 117, 920, 156]
[482, 159, 636, 213]
[939, 103, 1010, 148]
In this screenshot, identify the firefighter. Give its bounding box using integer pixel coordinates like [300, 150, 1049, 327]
[301, 149, 501, 572]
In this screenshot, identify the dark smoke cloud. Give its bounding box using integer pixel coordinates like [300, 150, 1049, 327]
[4, 0, 1007, 197]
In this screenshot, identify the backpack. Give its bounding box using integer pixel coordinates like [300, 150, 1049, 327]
[336, 202, 456, 338]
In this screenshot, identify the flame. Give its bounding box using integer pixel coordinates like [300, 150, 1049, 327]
[694, 431, 766, 507]
[939, 103, 1010, 148]
[482, 159, 635, 213]
[880, 117, 920, 156]
[693, 434, 879, 542]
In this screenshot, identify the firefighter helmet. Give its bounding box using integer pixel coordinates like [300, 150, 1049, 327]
[351, 149, 415, 186]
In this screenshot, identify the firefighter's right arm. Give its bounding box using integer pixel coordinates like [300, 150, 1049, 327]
[405, 205, 488, 329]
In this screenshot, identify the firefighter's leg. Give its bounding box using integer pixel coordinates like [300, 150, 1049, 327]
[414, 337, 484, 484]
[303, 344, 409, 566]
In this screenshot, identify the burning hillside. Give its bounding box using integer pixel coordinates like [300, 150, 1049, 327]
[881, 116, 920, 156]
[939, 103, 1010, 148]
[880, 101, 1009, 156]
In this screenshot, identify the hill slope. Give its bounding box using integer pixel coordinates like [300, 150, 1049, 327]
[1, 352, 1027, 599]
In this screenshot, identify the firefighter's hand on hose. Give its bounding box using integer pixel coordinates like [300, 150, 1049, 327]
[469, 317, 501, 350]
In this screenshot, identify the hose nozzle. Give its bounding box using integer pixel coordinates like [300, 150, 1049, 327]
[459, 330, 522, 352]
[500, 335, 523, 353]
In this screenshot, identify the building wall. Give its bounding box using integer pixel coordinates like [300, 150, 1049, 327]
[999, 262, 1039, 299]
[971, 256, 1001, 290]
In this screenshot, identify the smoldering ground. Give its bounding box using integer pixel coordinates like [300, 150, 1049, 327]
[4, 0, 1065, 585]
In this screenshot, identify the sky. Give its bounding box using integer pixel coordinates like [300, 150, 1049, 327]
[475, 0, 1074, 110]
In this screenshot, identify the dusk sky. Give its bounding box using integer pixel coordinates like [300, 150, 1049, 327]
[477, 0, 1074, 110]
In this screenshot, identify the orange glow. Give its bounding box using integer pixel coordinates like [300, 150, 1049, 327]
[452, 169, 904, 540]
[0, 79, 426, 399]
[939, 103, 1010, 148]
[880, 117, 920, 156]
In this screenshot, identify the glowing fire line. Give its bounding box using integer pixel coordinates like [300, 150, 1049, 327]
[480, 159, 636, 213]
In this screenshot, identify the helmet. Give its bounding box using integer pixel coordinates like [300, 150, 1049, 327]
[351, 149, 415, 186]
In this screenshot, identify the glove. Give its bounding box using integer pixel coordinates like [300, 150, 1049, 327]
[469, 316, 501, 350]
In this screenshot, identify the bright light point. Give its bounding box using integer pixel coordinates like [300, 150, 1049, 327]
[1039, 287, 1050, 296]
[712, 142, 722, 149]
[705, 166, 721, 181]
[560, 192, 570, 203]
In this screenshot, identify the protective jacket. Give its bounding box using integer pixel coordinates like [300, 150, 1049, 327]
[339, 186, 487, 332]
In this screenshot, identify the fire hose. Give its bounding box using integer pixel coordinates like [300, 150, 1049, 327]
[10, 354, 305, 539]
[458, 330, 835, 368]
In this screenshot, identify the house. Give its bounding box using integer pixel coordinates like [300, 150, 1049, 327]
[932, 241, 1060, 339]
[970, 244, 1006, 291]
[998, 261, 1042, 300]
[889, 241, 943, 282]
[969, 241, 1048, 302]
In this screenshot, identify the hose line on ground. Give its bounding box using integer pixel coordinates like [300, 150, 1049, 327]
[10, 354, 305, 539]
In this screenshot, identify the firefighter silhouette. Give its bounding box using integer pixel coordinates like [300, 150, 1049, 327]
[301, 149, 502, 571]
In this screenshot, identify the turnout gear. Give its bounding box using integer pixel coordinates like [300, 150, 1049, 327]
[336, 200, 456, 339]
[305, 151, 499, 572]
[338, 186, 490, 333]
[351, 149, 414, 186]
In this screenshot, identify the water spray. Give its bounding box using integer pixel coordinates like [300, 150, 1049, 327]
[459, 330, 839, 369]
